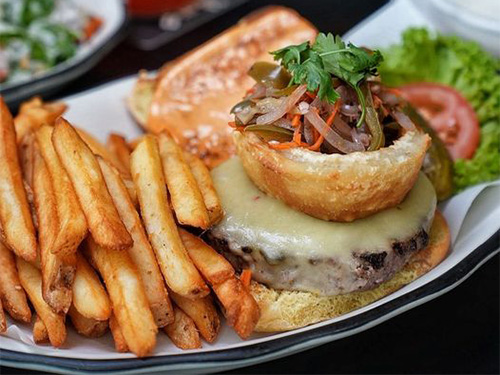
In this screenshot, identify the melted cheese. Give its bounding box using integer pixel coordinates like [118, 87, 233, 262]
[211, 157, 437, 262]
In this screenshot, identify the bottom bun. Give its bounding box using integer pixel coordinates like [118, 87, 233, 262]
[251, 211, 450, 332]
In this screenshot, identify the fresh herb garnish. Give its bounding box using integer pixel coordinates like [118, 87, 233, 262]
[271, 33, 383, 127]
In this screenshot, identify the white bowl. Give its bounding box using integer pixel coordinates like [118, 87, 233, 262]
[412, 0, 500, 56]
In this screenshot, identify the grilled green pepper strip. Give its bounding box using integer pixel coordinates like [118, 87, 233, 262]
[403, 105, 454, 200]
[271, 85, 299, 97]
[361, 83, 384, 151]
[244, 124, 294, 142]
[230, 100, 252, 114]
[248, 62, 292, 89]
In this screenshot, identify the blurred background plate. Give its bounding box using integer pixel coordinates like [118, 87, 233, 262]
[345, 0, 500, 55]
[0, 0, 126, 106]
[128, 0, 249, 51]
[412, 0, 500, 56]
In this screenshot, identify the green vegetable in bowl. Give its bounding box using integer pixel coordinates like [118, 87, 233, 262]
[1, 0, 54, 27]
[248, 62, 291, 89]
[271, 33, 383, 128]
[244, 124, 294, 143]
[29, 21, 78, 65]
[379, 27, 500, 192]
[0, 0, 101, 85]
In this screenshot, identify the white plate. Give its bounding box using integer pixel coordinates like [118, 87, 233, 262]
[0, 0, 126, 105]
[1, 1, 499, 373]
[344, 0, 500, 56]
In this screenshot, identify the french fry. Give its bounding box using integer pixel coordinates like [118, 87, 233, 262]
[16, 257, 66, 347]
[122, 176, 138, 207]
[52, 118, 132, 250]
[68, 305, 108, 338]
[14, 97, 67, 143]
[17, 128, 38, 230]
[33, 315, 49, 344]
[169, 292, 220, 343]
[131, 135, 209, 299]
[14, 108, 39, 145]
[179, 229, 234, 284]
[82, 132, 136, 205]
[18, 134, 39, 229]
[83, 238, 157, 357]
[184, 152, 224, 225]
[211, 278, 260, 339]
[76, 128, 130, 177]
[35, 125, 87, 256]
[107, 133, 131, 172]
[0, 298, 6, 333]
[128, 135, 144, 151]
[0, 241, 31, 322]
[157, 132, 210, 229]
[72, 252, 111, 321]
[19, 132, 35, 184]
[32, 145, 75, 313]
[130, 135, 209, 299]
[109, 313, 129, 353]
[164, 306, 201, 350]
[179, 230, 260, 339]
[0, 97, 37, 261]
[98, 157, 174, 327]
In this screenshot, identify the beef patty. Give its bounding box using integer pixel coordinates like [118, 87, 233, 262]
[207, 157, 437, 296]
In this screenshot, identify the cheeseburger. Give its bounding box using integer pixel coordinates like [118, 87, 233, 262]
[129, 7, 451, 332]
[205, 32, 450, 331]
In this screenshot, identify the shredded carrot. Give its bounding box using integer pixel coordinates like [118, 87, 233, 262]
[314, 127, 320, 142]
[308, 134, 325, 151]
[291, 114, 301, 127]
[325, 113, 335, 125]
[293, 126, 302, 144]
[292, 115, 303, 144]
[308, 101, 341, 151]
[306, 91, 317, 99]
[240, 269, 252, 288]
[269, 141, 298, 150]
[228, 121, 245, 131]
[372, 94, 382, 107]
[372, 95, 389, 117]
[83, 16, 102, 41]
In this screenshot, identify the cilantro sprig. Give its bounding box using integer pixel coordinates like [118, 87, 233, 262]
[271, 33, 383, 127]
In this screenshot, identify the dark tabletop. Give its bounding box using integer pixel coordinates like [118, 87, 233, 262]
[1, 0, 499, 374]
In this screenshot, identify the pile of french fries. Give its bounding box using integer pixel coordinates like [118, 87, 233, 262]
[0, 96, 260, 357]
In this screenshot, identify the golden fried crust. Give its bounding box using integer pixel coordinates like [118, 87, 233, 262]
[251, 211, 450, 332]
[127, 72, 156, 127]
[234, 131, 431, 222]
[145, 6, 317, 168]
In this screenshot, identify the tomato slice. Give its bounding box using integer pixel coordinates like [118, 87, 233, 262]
[397, 83, 479, 160]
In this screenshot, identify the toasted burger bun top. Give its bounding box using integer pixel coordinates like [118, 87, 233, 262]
[251, 210, 450, 332]
[146, 7, 317, 168]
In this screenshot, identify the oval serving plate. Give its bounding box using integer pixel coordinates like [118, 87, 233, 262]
[0, 74, 498, 375]
[0, 0, 127, 106]
[1, 1, 500, 371]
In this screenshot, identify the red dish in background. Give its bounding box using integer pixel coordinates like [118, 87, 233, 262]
[128, 0, 196, 17]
